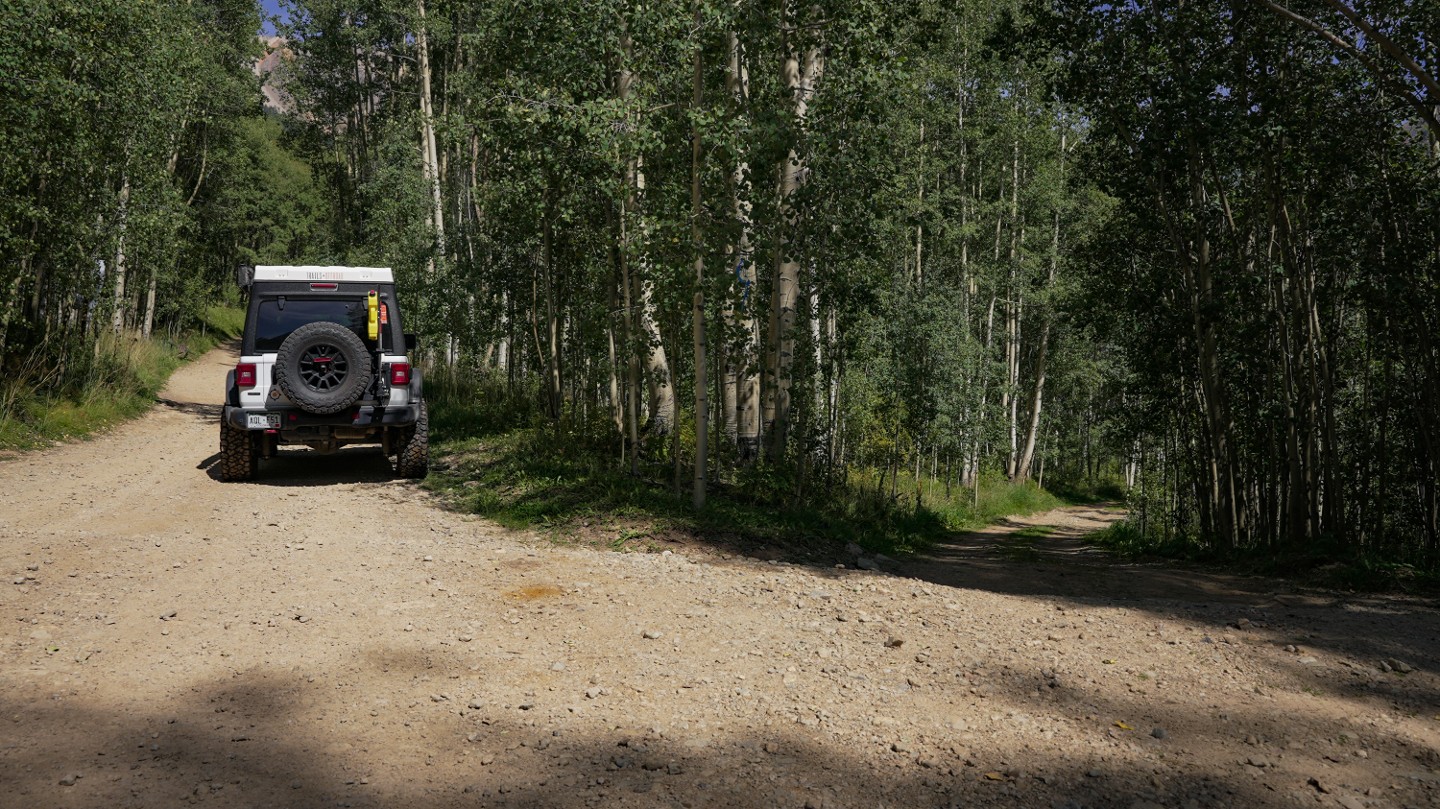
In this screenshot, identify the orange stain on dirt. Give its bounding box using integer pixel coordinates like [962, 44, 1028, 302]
[505, 584, 563, 601]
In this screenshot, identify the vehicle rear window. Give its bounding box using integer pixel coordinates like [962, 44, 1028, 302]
[254, 299, 370, 352]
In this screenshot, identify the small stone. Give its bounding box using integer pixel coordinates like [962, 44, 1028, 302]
[550, 662, 566, 672]
[845, 542, 864, 557]
[458, 635, 473, 642]
[1387, 658, 1414, 674]
[1150, 727, 1167, 740]
[1308, 777, 1330, 794]
[1246, 756, 1270, 768]
[856, 557, 880, 571]
[159, 610, 177, 621]
[423, 555, 434, 562]
[295, 615, 310, 624]
[641, 630, 662, 640]
[58, 774, 79, 786]
[1086, 769, 1102, 778]
[467, 699, 484, 709]
[11, 577, 24, 585]
[884, 637, 904, 649]
[585, 687, 603, 700]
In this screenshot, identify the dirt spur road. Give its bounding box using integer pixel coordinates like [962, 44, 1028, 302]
[1, 346, 1437, 809]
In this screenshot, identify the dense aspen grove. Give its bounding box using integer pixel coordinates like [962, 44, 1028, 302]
[1, 0, 1436, 567]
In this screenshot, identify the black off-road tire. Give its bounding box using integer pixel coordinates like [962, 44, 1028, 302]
[274, 321, 372, 415]
[219, 422, 257, 482]
[394, 400, 429, 479]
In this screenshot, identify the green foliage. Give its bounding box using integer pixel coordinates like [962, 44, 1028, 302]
[0, 307, 242, 451]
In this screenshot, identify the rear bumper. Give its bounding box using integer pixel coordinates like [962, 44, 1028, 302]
[223, 404, 419, 431]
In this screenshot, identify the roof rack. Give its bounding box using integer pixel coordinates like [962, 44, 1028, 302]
[250, 265, 396, 284]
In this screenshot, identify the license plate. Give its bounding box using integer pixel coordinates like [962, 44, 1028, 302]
[246, 413, 279, 430]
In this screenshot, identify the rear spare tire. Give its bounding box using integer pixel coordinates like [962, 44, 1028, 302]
[274, 321, 372, 415]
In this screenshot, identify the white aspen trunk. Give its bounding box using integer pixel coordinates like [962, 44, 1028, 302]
[617, 203, 642, 474]
[915, 120, 925, 288]
[416, 0, 445, 274]
[968, 295, 997, 488]
[614, 38, 642, 473]
[543, 214, 561, 419]
[1004, 137, 1022, 479]
[141, 269, 158, 340]
[690, 0, 708, 510]
[111, 173, 131, 337]
[497, 289, 510, 371]
[766, 20, 823, 463]
[1015, 132, 1065, 481]
[617, 27, 674, 437]
[726, 30, 761, 462]
[635, 158, 675, 435]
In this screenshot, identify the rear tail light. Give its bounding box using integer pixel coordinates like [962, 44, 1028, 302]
[236, 363, 257, 388]
[389, 362, 411, 386]
[310, 282, 339, 290]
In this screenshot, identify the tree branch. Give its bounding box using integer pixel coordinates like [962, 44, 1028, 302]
[1254, 0, 1440, 140]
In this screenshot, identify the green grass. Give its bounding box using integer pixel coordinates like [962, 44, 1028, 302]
[423, 369, 1075, 560]
[0, 307, 243, 451]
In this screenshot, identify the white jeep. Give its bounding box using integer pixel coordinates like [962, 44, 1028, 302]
[219, 265, 428, 481]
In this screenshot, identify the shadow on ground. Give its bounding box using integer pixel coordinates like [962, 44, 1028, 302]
[198, 444, 400, 486]
[7, 650, 1417, 809]
[889, 506, 1440, 715]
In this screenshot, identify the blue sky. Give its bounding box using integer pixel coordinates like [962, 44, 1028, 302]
[259, 0, 287, 35]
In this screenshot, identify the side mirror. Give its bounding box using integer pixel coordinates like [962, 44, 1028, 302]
[403, 333, 417, 352]
[235, 264, 254, 289]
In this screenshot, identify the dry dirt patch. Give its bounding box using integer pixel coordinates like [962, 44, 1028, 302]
[1, 346, 1437, 809]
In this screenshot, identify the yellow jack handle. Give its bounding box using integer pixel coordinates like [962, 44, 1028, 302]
[367, 290, 380, 341]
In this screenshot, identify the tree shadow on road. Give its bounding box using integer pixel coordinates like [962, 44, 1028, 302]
[0, 659, 1373, 809]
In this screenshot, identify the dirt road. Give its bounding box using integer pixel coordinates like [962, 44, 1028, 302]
[2, 347, 1437, 809]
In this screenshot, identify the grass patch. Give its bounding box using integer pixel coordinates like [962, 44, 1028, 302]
[425, 427, 950, 559]
[0, 307, 243, 451]
[424, 370, 1074, 560]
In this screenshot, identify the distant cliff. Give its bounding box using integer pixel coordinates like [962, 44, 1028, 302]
[254, 36, 294, 116]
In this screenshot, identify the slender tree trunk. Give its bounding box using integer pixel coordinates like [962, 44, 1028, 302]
[690, 0, 708, 510]
[416, 0, 445, 276]
[111, 173, 132, 337]
[141, 268, 158, 340]
[1003, 136, 1022, 479]
[1016, 131, 1065, 481]
[726, 31, 761, 462]
[543, 210, 561, 420]
[765, 21, 822, 463]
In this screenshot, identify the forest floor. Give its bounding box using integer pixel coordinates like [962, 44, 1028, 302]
[1, 346, 1437, 809]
